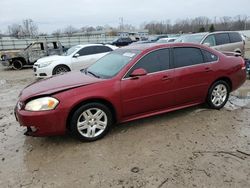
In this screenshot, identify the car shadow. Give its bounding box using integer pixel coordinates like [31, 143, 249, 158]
[110, 104, 208, 135]
[25, 104, 209, 145]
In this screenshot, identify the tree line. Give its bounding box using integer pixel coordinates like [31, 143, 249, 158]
[144, 15, 249, 34]
[5, 15, 250, 38]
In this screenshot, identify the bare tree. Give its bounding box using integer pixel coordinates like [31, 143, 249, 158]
[7, 19, 38, 38]
[86, 26, 96, 32]
[52, 29, 62, 37]
[8, 24, 22, 38]
[21, 19, 38, 37]
[64, 25, 78, 36]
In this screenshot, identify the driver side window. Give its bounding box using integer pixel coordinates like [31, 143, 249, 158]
[203, 35, 216, 46]
[77, 46, 95, 56]
[125, 48, 170, 78]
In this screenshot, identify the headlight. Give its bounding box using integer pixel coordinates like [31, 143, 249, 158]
[38, 61, 53, 68]
[25, 97, 59, 111]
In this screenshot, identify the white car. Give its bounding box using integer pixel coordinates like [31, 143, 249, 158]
[156, 37, 177, 43]
[33, 44, 118, 78]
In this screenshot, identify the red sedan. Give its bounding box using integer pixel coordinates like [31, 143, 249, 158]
[15, 43, 246, 141]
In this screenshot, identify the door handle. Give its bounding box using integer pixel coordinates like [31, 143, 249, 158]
[162, 75, 170, 81]
[205, 67, 212, 72]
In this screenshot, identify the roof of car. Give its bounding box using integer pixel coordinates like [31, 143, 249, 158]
[184, 31, 240, 37]
[121, 42, 205, 51]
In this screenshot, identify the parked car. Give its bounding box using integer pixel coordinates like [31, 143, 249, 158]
[0, 41, 64, 70]
[175, 31, 245, 57]
[111, 37, 133, 46]
[157, 37, 177, 43]
[15, 43, 246, 141]
[148, 35, 169, 42]
[33, 44, 117, 78]
[131, 35, 171, 45]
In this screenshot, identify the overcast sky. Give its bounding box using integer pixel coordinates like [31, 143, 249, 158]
[1, 0, 250, 33]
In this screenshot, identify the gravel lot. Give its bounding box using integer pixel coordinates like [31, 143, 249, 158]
[0, 47, 250, 187]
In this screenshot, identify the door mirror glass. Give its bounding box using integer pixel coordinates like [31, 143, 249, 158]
[73, 53, 80, 58]
[130, 68, 147, 77]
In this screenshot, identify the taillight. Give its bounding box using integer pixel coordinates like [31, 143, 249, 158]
[241, 58, 246, 70]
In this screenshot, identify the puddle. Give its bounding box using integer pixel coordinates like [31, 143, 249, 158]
[225, 89, 250, 111]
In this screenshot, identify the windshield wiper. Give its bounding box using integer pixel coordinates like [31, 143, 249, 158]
[87, 70, 100, 78]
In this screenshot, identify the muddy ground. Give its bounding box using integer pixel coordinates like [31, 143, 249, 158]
[1, 62, 250, 187]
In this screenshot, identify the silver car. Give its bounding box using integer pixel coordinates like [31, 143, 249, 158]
[175, 31, 245, 57]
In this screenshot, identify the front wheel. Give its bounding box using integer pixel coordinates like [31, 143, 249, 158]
[70, 103, 113, 141]
[207, 80, 230, 109]
[12, 59, 24, 70]
[52, 65, 70, 75]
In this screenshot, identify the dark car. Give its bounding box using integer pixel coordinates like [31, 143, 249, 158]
[15, 43, 246, 141]
[111, 37, 133, 46]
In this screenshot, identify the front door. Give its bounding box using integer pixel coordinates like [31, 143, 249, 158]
[121, 48, 176, 117]
[28, 43, 46, 63]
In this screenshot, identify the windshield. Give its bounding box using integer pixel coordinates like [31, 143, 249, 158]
[86, 49, 140, 79]
[63, 45, 81, 56]
[24, 43, 33, 51]
[175, 33, 207, 43]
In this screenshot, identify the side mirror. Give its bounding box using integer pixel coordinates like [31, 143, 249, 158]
[234, 51, 241, 57]
[130, 68, 147, 77]
[73, 53, 80, 58]
[203, 42, 211, 47]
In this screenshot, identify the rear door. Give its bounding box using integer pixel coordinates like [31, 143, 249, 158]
[121, 48, 176, 117]
[214, 33, 232, 52]
[172, 47, 215, 105]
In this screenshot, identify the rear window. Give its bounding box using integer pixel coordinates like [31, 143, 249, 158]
[173, 47, 204, 68]
[229, 32, 242, 43]
[202, 50, 218, 62]
[215, 33, 230, 45]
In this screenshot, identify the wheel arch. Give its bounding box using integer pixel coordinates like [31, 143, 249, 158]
[52, 64, 71, 74]
[12, 57, 27, 64]
[211, 77, 232, 92]
[66, 98, 117, 131]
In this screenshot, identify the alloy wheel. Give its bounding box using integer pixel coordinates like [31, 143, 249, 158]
[211, 84, 228, 107]
[55, 66, 69, 74]
[76, 108, 108, 138]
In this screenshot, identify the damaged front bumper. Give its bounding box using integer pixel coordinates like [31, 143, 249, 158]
[0, 60, 11, 67]
[14, 102, 67, 137]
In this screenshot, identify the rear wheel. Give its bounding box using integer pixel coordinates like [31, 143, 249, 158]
[70, 103, 113, 141]
[12, 59, 24, 70]
[207, 80, 230, 109]
[52, 65, 70, 75]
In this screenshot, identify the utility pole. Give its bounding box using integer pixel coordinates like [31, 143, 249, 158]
[119, 17, 124, 30]
[244, 16, 249, 30]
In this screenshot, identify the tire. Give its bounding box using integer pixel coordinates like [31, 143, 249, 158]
[52, 65, 70, 75]
[70, 103, 113, 141]
[12, 59, 24, 70]
[207, 80, 230, 109]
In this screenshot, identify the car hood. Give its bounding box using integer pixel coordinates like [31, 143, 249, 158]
[19, 71, 103, 101]
[35, 55, 66, 63]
